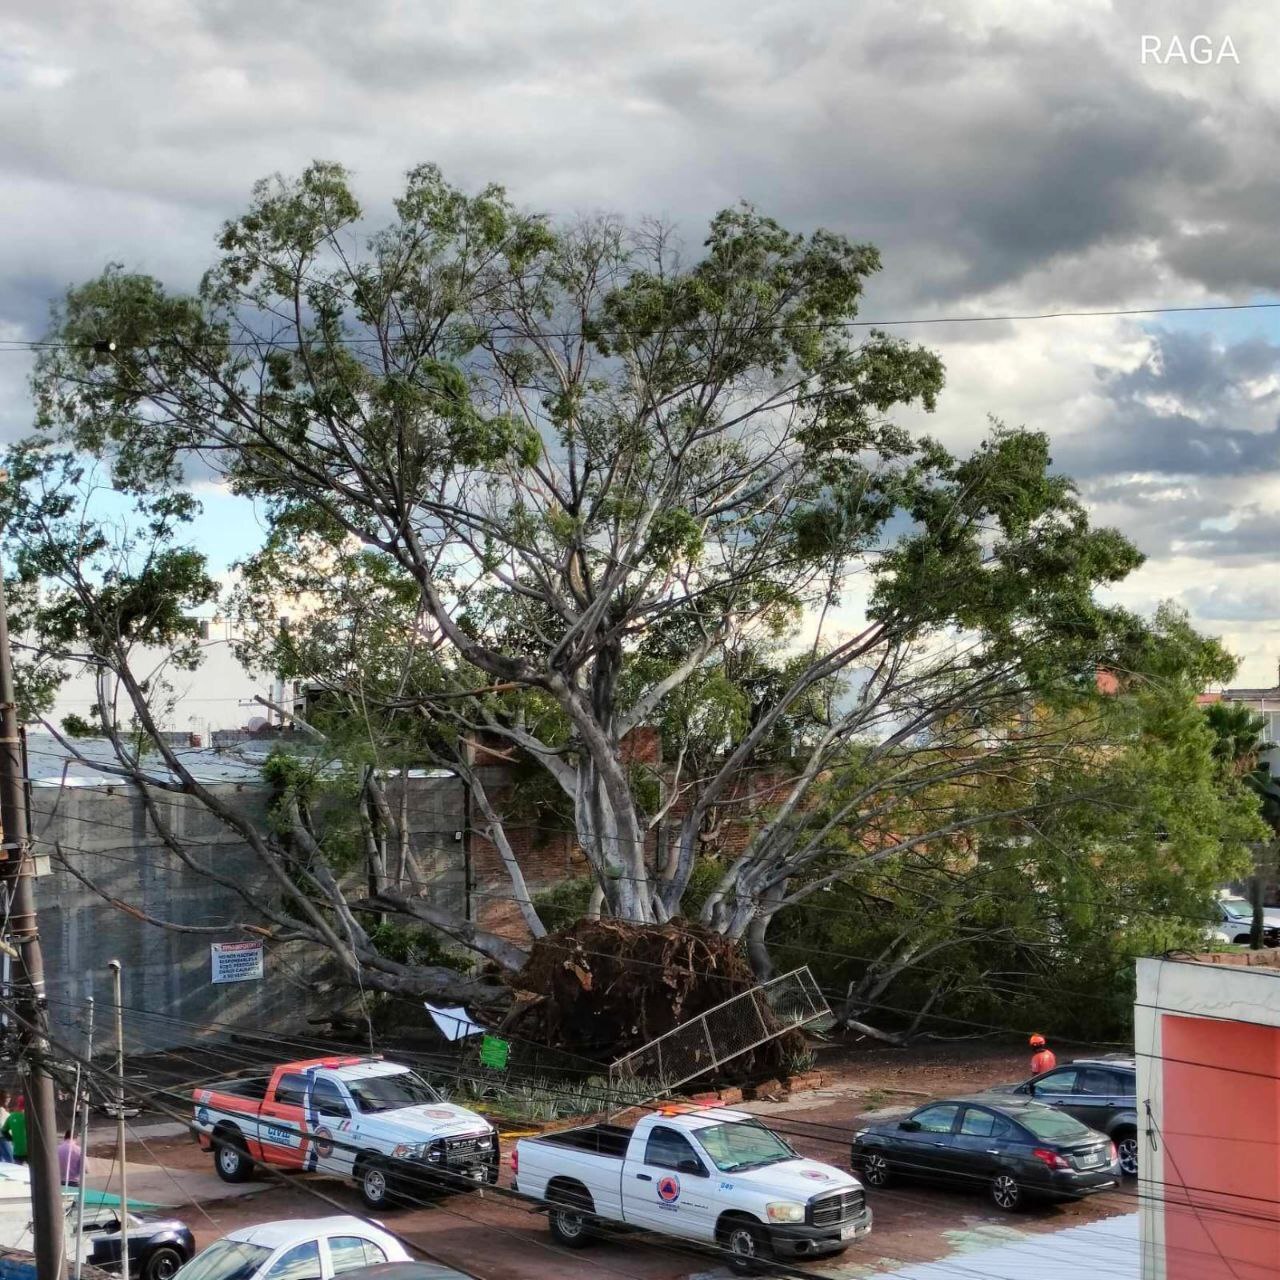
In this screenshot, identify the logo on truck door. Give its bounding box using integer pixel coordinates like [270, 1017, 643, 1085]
[657, 1175, 681, 1205]
[312, 1127, 335, 1158]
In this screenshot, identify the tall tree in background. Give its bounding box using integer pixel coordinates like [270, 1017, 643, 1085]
[769, 607, 1267, 1039]
[3, 163, 1230, 1017]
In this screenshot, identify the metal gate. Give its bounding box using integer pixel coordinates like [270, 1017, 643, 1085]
[607, 966, 828, 1097]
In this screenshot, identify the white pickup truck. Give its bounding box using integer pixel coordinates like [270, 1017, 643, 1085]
[192, 1055, 498, 1207]
[513, 1107, 871, 1271]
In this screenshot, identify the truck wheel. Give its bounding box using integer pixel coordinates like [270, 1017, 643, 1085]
[721, 1217, 770, 1275]
[213, 1131, 252, 1183]
[359, 1158, 394, 1209]
[142, 1246, 186, 1280]
[547, 1186, 594, 1249]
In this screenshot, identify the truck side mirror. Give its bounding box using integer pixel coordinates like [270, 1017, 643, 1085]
[678, 1158, 707, 1177]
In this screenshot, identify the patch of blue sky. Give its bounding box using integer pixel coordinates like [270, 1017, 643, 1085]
[77, 478, 267, 574]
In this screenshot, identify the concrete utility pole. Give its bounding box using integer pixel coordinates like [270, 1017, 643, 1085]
[0, 561, 67, 1280]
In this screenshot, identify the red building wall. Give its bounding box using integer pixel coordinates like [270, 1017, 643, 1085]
[1159, 1014, 1280, 1280]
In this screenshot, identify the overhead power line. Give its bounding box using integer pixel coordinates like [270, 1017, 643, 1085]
[0, 297, 1278, 355]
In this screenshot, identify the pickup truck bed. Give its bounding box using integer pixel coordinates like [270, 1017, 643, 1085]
[533, 1125, 631, 1158]
[206, 1077, 269, 1101]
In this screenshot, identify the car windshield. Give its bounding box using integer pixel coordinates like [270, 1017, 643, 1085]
[176, 1240, 272, 1280]
[347, 1070, 442, 1114]
[1018, 1108, 1095, 1143]
[696, 1121, 795, 1172]
[1221, 898, 1252, 919]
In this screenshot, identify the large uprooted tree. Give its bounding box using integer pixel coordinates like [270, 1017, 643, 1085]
[1, 164, 1257, 1046]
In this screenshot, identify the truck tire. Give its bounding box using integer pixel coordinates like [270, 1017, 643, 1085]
[358, 1156, 394, 1209]
[547, 1182, 594, 1249]
[212, 1128, 253, 1183]
[719, 1214, 771, 1275]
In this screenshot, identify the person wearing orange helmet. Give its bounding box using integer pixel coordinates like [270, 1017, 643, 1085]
[1029, 1033, 1056, 1075]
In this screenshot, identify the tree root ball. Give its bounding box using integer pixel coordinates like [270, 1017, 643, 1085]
[504, 917, 805, 1079]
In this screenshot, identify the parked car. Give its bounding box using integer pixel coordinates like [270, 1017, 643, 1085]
[0, 1168, 195, 1280]
[849, 1096, 1119, 1212]
[191, 1056, 498, 1206]
[983, 1057, 1139, 1177]
[174, 1216, 411, 1280]
[1212, 895, 1280, 945]
[514, 1106, 871, 1271]
[80, 1208, 196, 1280]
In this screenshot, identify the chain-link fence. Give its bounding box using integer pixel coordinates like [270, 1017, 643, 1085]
[607, 966, 828, 1097]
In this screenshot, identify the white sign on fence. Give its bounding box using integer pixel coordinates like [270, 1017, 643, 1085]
[210, 940, 265, 984]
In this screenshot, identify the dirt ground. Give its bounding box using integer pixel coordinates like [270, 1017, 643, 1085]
[107, 1039, 1135, 1279]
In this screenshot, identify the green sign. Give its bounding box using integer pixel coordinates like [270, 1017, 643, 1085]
[479, 1034, 510, 1070]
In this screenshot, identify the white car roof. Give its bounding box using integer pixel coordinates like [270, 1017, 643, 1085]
[332, 1060, 411, 1083]
[226, 1215, 403, 1252]
[662, 1107, 754, 1130]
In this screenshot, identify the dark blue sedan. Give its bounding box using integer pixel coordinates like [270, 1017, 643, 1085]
[850, 1095, 1119, 1211]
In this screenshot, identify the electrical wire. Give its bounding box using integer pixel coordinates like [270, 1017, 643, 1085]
[12, 985, 1276, 1280]
[24, 986, 1280, 1223]
[3, 297, 1280, 355]
[24, 1013, 1274, 1274]
[0, 998, 890, 1280]
[23, 791, 1241, 953]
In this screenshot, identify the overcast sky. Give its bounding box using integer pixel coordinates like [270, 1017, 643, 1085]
[4, 0, 1280, 726]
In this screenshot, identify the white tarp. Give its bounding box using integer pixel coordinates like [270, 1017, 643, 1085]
[210, 940, 264, 984]
[424, 1002, 485, 1041]
[860, 1213, 1138, 1280]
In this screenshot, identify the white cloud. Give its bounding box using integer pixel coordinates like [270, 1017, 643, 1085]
[6, 0, 1280, 703]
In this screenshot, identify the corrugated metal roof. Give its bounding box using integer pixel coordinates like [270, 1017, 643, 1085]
[858, 1213, 1137, 1280]
[24, 735, 273, 787]
[23, 735, 453, 788]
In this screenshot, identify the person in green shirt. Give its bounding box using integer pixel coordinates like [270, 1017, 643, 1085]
[2, 1098, 28, 1162]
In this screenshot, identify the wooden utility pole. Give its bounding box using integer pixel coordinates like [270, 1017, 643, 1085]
[0, 559, 67, 1280]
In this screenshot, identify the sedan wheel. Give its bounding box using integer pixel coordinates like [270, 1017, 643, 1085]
[143, 1247, 185, 1280]
[862, 1151, 891, 1187]
[1117, 1135, 1139, 1178]
[990, 1173, 1023, 1212]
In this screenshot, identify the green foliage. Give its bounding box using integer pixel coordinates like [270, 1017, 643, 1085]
[532, 878, 595, 933]
[365, 922, 471, 974]
[770, 611, 1267, 1040]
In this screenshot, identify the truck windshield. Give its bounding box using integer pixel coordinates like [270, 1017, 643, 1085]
[346, 1070, 442, 1114]
[177, 1240, 272, 1280]
[696, 1121, 795, 1172]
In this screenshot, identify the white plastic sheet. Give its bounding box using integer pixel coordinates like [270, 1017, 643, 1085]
[424, 1001, 485, 1041]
